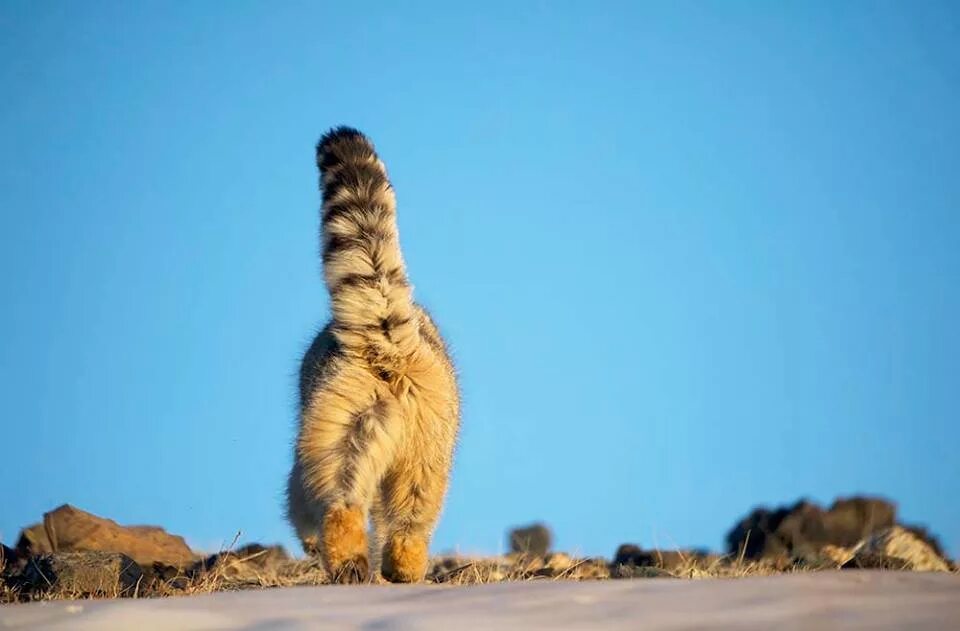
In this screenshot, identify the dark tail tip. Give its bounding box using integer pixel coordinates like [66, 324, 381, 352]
[317, 126, 368, 154]
[318, 125, 365, 148]
[316, 126, 375, 172]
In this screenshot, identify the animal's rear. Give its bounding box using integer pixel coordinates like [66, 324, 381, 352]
[316, 127, 419, 375]
[289, 128, 460, 584]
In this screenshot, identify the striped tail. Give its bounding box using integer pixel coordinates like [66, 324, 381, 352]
[316, 127, 420, 375]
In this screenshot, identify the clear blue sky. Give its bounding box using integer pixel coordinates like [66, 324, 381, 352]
[2, 1, 958, 560]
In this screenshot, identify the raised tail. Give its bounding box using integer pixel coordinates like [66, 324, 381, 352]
[316, 127, 419, 374]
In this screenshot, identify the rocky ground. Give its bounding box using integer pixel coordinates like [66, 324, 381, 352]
[1, 496, 955, 605]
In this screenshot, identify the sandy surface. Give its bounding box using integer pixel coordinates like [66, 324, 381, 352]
[2, 571, 958, 630]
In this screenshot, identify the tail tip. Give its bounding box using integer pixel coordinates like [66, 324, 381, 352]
[317, 126, 369, 154]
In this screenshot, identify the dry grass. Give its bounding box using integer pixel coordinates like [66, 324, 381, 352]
[426, 551, 805, 585]
[1, 582, 19, 604]
[3, 543, 955, 604]
[1, 574, 135, 604]
[1, 551, 803, 604]
[162, 556, 328, 596]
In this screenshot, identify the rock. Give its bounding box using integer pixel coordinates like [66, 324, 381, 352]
[1, 543, 25, 580]
[726, 496, 898, 561]
[429, 556, 466, 577]
[613, 544, 709, 572]
[772, 501, 832, 561]
[192, 544, 290, 579]
[844, 526, 951, 572]
[508, 523, 552, 556]
[815, 544, 855, 567]
[15, 523, 53, 557]
[34, 504, 196, 568]
[156, 544, 303, 592]
[613, 544, 643, 565]
[144, 561, 187, 589]
[724, 504, 797, 560]
[18, 552, 144, 597]
[611, 564, 675, 579]
[1, 544, 15, 569]
[900, 524, 950, 562]
[821, 498, 895, 547]
[1, 546, 19, 602]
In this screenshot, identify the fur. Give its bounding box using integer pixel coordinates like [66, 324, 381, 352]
[287, 127, 460, 583]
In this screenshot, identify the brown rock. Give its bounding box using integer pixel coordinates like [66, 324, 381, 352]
[726, 496, 899, 561]
[816, 544, 855, 567]
[844, 526, 950, 572]
[144, 561, 187, 589]
[36, 504, 196, 568]
[192, 543, 291, 580]
[429, 556, 466, 578]
[508, 523, 552, 556]
[772, 502, 830, 557]
[724, 504, 796, 560]
[19, 552, 144, 597]
[611, 564, 675, 579]
[1, 544, 15, 579]
[822, 498, 896, 546]
[15, 523, 53, 557]
[900, 524, 950, 561]
[613, 544, 708, 572]
[2, 543, 26, 581]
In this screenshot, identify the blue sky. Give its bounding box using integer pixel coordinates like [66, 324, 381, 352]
[1, 1, 958, 560]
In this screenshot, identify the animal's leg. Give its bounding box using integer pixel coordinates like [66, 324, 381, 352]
[296, 364, 403, 582]
[378, 456, 451, 583]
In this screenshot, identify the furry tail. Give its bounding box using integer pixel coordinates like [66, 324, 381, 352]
[316, 127, 419, 373]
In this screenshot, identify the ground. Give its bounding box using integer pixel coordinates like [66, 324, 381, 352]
[1, 571, 958, 630]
